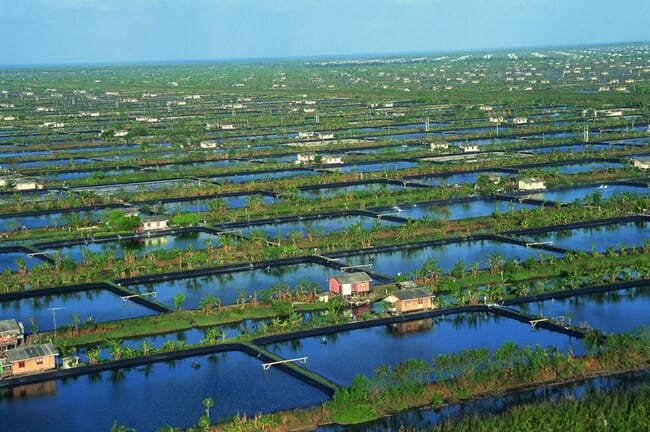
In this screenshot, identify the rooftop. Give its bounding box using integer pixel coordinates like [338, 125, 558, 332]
[332, 272, 372, 284]
[5, 343, 58, 362]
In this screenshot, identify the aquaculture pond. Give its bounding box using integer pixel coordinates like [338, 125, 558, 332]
[0, 289, 157, 332]
[339, 239, 555, 278]
[0, 251, 48, 273]
[524, 143, 620, 154]
[300, 183, 417, 199]
[393, 199, 537, 221]
[411, 171, 512, 186]
[72, 179, 202, 195]
[212, 169, 314, 184]
[515, 221, 649, 253]
[337, 161, 418, 173]
[241, 214, 401, 239]
[537, 161, 625, 174]
[125, 262, 344, 309]
[144, 194, 277, 214]
[0, 351, 329, 432]
[38, 231, 220, 263]
[5, 157, 92, 169]
[264, 312, 583, 386]
[0, 210, 96, 231]
[44, 168, 137, 181]
[521, 184, 650, 204]
[516, 285, 650, 335]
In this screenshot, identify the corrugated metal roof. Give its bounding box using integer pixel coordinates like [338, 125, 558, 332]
[6, 343, 58, 362]
[332, 272, 371, 285]
[391, 287, 433, 301]
[0, 319, 22, 335]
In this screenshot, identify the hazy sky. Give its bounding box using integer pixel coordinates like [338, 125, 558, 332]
[1, 0, 649, 65]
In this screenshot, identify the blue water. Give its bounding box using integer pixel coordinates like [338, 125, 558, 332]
[340, 239, 558, 278]
[42, 231, 220, 263]
[0, 289, 157, 332]
[517, 285, 650, 334]
[150, 194, 277, 213]
[0, 252, 49, 273]
[518, 221, 649, 253]
[241, 215, 401, 239]
[522, 184, 650, 203]
[300, 183, 415, 199]
[126, 262, 343, 308]
[264, 312, 583, 386]
[337, 161, 418, 173]
[213, 169, 314, 183]
[539, 161, 625, 174]
[0, 351, 329, 432]
[395, 200, 537, 221]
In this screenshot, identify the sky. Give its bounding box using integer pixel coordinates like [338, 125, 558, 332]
[1, 0, 649, 65]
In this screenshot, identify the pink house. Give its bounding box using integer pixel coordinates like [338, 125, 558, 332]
[329, 272, 372, 296]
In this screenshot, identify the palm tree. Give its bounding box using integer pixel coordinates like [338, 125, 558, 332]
[202, 397, 215, 420]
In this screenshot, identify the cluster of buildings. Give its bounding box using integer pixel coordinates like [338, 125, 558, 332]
[328, 272, 435, 315]
[0, 319, 58, 379]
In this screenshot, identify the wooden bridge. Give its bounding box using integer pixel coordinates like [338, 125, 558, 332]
[121, 292, 157, 302]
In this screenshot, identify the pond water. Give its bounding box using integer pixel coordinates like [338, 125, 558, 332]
[45, 168, 137, 181]
[7, 157, 92, 169]
[0, 289, 157, 332]
[40, 231, 220, 263]
[147, 194, 277, 214]
[337, 161, 418, 173]
[72, 179, 202, 195]
[516, 285, 650, 334]
[212, 169, 314, 184]
[538, 161, 625, 174]
[0, 351, 329, 432]
[0, 252, 48, 273]
[126, 262, 343, 308]
[300, 183, 417, 199]
[395, 199, 537, 221]
[241, 214, 401, 239]
[413, 171, 511, 186]
[339, 239, 555, 278]
[264, 312, 583, 386]
[525, 143, 619, 154]
[449, 137, 515, 146]
[0, 210, 97, 231]
[522, 184, 650, 204]
[516, 221, 649, 253]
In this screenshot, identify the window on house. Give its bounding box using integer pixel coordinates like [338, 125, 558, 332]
[18, 361, 25, 368]
[36, 357, 43, 365]
[418, 299, 424, 304]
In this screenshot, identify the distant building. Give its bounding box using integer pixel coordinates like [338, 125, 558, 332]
[518, 177, 546, 191]
[0, 343, 58, 377]
[631, 158, 650, 171]
[0, 176, 43, 191]
[384, 287, 434, 314]
[135, 215, 169, 232]
[329, 272, 372, 296]
[200, 140, 218, 149]
[512, 117, 528, 124]
[459, 144, 479, 153]
[0, 319, 24, 351]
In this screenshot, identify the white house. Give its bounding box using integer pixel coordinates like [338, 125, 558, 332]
[518, 177, 546, 191]
[459, 144, 479, 153]
[632, 158, 650, 171]
[200, 140, 218, 149]
[136, 215, 169, 232]
[512, 117, 528, 124]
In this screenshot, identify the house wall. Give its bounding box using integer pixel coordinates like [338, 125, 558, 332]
[396, 296, 432, 313]
[329, 279, 341, 294]
[353, 281, 370, 294]
[11, 355, 56, 375]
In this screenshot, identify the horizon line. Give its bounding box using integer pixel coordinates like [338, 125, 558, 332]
[1, 40, 649, 69]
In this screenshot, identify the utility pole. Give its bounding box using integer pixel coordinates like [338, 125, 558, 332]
[48, 307, 65, 342]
